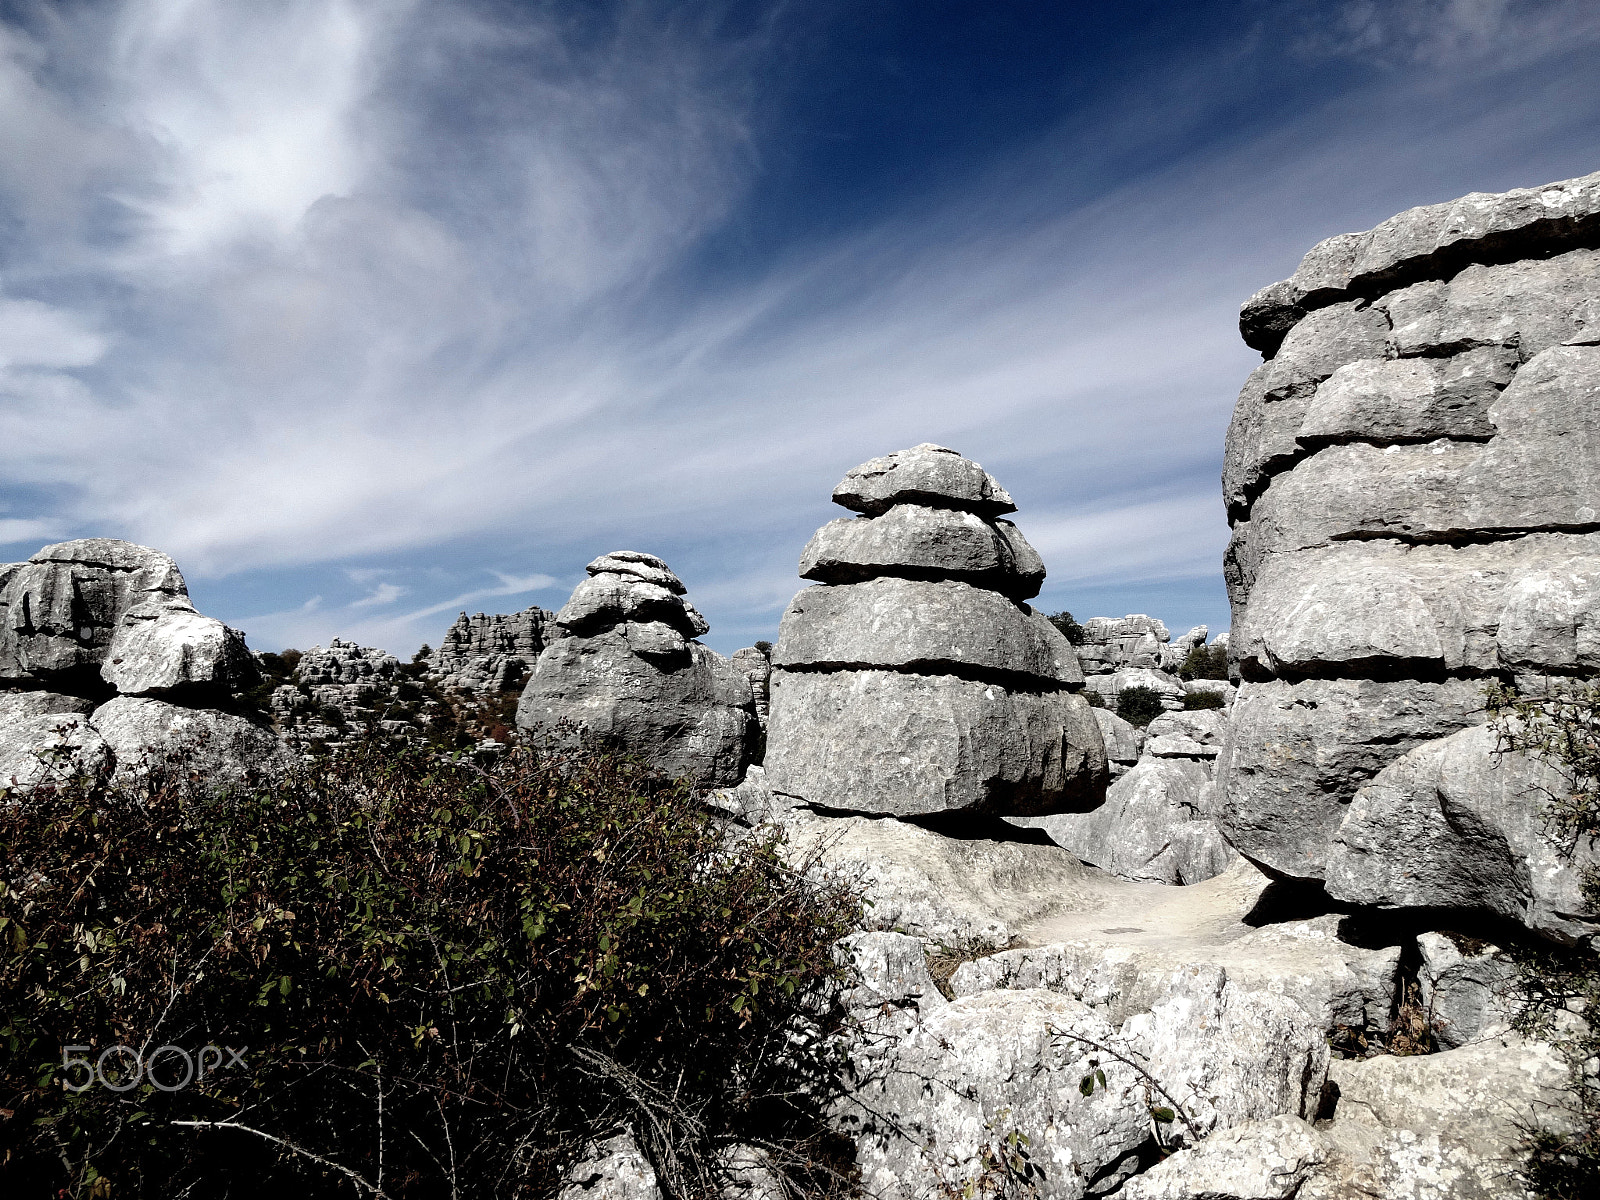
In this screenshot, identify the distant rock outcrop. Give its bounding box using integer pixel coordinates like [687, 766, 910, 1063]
[516, 552, 756, 786]
[269, 638, 421, 751]
[765, 444, 1107, 818]
[428, 605, 552, 694]
[1219, 167, 1600, 942]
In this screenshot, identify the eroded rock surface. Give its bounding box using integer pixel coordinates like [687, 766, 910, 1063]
[428, 604, 551, 694]
[1220, 171, 1600, 903]
[517, 553, 755, 786]
[766, 446, 1105, 818]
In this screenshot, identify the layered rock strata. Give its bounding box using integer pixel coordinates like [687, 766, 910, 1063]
[427, 604, 551, 694]
[516, 551, 756, 786]
[269, 638, 424, 751]
[1219, 168, 1600, 908]
[764, 444, 1107, 818]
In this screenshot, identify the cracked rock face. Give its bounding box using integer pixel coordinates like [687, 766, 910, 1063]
[1219, 170, 1600, 900]
[427, 605, 551, 694]
[765, 446, 1106, 818]
[515, 552, 756, 787]
[0, 539, 257, 700]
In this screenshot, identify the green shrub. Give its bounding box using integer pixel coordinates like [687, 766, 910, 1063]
[1, 742, 861, 1198]
[1182, 691, 1226, 711]
[1177, 643, 1228, 681]
[1488, 680, 1600, 1196]
[1116, 686, 1166, 728]
[1084, 690, 1106, 709]
[1046, 612, 1086, 645]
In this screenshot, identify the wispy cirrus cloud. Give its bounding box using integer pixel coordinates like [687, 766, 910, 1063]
[2, 1, 1599, 656]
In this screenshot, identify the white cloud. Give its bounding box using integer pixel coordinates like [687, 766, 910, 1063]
[349, 580, 406, 608]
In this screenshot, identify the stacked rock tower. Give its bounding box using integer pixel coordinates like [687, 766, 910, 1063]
[765, 444, 1108, 817]
[1220, 167, 1600, 941]
[515, 551, 757, 787]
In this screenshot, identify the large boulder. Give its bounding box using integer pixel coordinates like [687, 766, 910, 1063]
[766, 447, 1105, 818]
[0, 539, 256, 700]
[1019, 757, 1236, 886]
[92, 696, 292, 788]
[1216, 678, 1485, 880]
[1325, 724, 1600, 946]
[0, 697, 108, 790]
[516, 553, 755, 787]
[1220, 170, 1600, 901]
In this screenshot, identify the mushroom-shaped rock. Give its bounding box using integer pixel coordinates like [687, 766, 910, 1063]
[832, 443, 1017, 516]
[766, 446, 1106, 818]
[517, 554, 756, 786]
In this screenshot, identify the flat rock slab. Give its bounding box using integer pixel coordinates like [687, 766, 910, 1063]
[832, 442, 1016, 517]
[765, 667, 1106, 817]
[799, 504, 1044, 598]
[774, 576, 1079, 684]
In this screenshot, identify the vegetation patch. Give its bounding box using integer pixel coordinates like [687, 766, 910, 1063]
[1, 741, 862, 1198]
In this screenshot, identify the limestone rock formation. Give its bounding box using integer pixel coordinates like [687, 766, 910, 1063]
[269, 638, 428, 751]
[0, 539, 284, 786]
[765, 445, 1106, 818]
[730, 646, 771, 735]
[516, 552, 755, 786]
[0, 539, 257, 700]
[1078, 615, 1208, 676]
[1219, 167, 1600, 893]
[1325, 724, 1600, 945]
[428, 604, 551, 694]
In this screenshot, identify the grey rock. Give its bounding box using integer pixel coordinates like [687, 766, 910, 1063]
[559, 1133, 660, 1200]
[556, 572, 707, 639]
[1145, 708, 1229, 759]
[1091, 707, 1145, 771]
[100, 597, 256, 699]
[836, 931, 948, 1025]
[1235, 533, 1600, 678]
[780, 806, 1106, 949]
[0, 539, 255, 699]
[798, 504, 1044, 599]
[831, 442, 1016, 517]
[1222, 303, 1392, 515]
[1244, 345, 1600, 565]
[1078, 614, 1172, 674]
[1378, 247, 1600, 359]
[0, 690, 96, 717]
[1122, 964, 1328, 1139]
[92, 696, 291, 787]
[842, 988, 1153, 1200]
[270, 638, 414, 752]
[1241, 167, 1600, 348]
[773, 577, 1081, 684]
[1119, 1114, 1330, 1200]
[1298, 347, 1515, 448]
[730, 646, 771, 726]
[429, 604, 551, 694]
[1302, 1034, 1574, 1200]
[0, 711, 109, 790]
[1019, 757, 1236, 885]
[517, 628, 755, 787]
[585, 550, 685, 593]
[1325, 724, 1600, 945]
[1416, 932, 1518, 1051]
[1217, 678, 1486, 881]
[714, 1146, 784, 1200]
[764, 668, 1106, 817]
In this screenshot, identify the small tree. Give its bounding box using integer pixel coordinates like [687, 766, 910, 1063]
[1178, 643, 1228, 681]
[1046, 612, 1086, 646]
[1116, 686, 1165, 728]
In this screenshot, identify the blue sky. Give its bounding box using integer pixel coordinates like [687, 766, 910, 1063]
[3, 0, 1600, 658]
